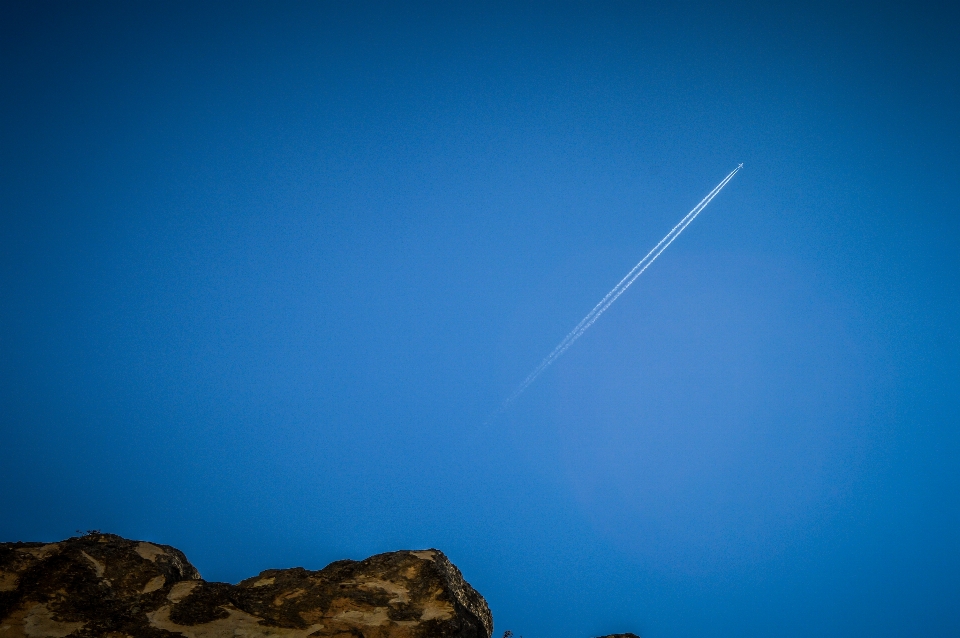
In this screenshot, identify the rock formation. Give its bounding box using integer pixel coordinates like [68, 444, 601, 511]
[0, 533, 491, 638]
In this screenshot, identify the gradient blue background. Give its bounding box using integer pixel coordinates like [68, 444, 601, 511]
[2, 2, 958, 636]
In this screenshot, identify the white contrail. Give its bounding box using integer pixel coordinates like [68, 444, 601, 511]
[500, 164, 742, 410]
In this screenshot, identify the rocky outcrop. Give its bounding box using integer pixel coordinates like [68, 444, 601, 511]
[0, 534, 492, 638]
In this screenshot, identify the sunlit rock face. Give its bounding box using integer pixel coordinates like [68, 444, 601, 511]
[0, 534, 492, 638]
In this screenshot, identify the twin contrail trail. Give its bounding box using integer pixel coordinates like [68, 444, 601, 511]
[499, 164, 742, 412]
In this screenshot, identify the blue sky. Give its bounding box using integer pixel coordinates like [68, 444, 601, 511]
[2, 2, 958, 636]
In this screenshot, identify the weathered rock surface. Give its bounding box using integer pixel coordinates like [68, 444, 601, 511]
[0, 534, 491, 638]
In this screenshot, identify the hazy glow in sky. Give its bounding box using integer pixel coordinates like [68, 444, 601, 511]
[2, 3, 958, 637]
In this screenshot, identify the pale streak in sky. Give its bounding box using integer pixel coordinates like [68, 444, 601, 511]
[499, 164, 743, 412]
